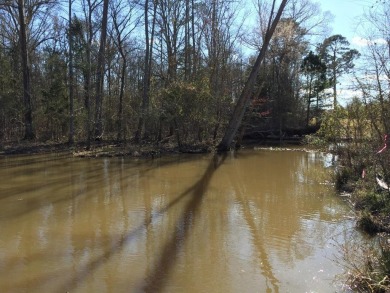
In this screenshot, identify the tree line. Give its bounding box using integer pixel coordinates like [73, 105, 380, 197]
[0, 0, 360, 149]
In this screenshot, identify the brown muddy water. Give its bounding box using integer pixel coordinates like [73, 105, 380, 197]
[0, 148, 361, 292]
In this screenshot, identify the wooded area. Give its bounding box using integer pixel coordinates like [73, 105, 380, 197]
[0, 0, 379, 151]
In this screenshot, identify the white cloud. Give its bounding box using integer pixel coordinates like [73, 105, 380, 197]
[338, 88, 361, 100]
[351, 36, 388, 47]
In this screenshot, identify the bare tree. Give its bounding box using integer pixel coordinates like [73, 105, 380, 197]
[94, 0, 109, 140]
[355, 1, 390, 136]
[155, 0, 185, 83]
[17, 0, 34, 139]
[110, 0, 140, 141]
[217, 0, 290, 151]
[200, 0, 245, 141]
[247, 0, 332, 50]
[0, 0, 58, 140]
[135, 0, 157, 142]
[75, 0, 99, 148]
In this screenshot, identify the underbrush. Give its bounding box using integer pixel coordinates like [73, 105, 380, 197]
[305, 134, 390, 291]
[331, 145, 390, 291]
[341, 233, 390, 292]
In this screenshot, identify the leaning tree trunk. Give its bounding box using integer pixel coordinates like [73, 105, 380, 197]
[17, 0, 35, 140]
[217, 0, 289, 152]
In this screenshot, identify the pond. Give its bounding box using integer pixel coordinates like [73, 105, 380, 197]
[0, 148, 361, 292]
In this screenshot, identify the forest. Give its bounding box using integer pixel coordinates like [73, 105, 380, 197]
[0, 0, 363, 150]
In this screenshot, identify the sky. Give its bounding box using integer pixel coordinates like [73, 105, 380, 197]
[319, 0, 372, 49]
[241, 0, 375, 105]
[315, 0, 374, 104]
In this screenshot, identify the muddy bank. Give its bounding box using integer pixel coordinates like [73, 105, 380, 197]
[0, 140, 214, 158]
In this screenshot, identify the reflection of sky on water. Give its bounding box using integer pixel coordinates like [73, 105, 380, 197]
[0, 150, 361, 293]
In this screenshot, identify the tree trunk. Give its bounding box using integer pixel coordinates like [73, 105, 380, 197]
[17, 0, 35, 140]
[68, 0, 74, 144]
[191, 0, 196, 75]
[135, 0, 156, 142]
[184, 0, 190, 80]
[217, 0, 289, 151]
[94, 0, 109, 140]
[332, 64, 337, 108]
[306, 76, 312, 126]
[84, 71, 92, 149]
[117, 57, 126, 141]
[84, 1, 94, 150]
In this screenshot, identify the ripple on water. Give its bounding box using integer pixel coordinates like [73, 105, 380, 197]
[0, 150, 364, 293]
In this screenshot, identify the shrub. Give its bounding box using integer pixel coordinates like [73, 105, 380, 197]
[335, 166, 355, 192]
[357, 213, 380, 234]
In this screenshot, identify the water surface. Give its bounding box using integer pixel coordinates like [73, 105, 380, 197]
[0, 149, 358, 292]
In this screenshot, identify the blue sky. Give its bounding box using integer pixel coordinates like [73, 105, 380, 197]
[242, 0, 374, 104]
[316, 0, 374, 104]
[319, 0, 371, 49]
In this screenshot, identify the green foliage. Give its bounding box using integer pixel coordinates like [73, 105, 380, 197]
[317, 107, 346, 142]
[319, 34, 360, 77]
[301, 51, 327, 92]
[335, 166, 355, 191]
[160, 79, 217, 143]
[303, 134, 328, 149]
[356, 191, 386, 214]
[318, 35, 360, 106]
[301, 51, 329, 123]
[317, 101, 372, 144]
